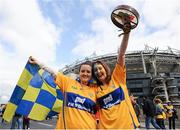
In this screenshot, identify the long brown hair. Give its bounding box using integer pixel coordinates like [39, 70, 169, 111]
[92, 60, 111, 85]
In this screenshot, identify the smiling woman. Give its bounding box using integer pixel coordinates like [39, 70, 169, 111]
[91, 10, 140, 129]
[79, 62, 92, 86]
[29, 57, 97, 129]
[93, 61, 111, 86]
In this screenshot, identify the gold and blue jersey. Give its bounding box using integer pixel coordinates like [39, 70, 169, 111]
[97, 87, 125, 109]
[96, 64, 140, 129]
[55, 73, 97, 129]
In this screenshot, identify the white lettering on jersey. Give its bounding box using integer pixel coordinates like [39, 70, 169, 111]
[75, 97, 86, 104]
[103, 94, 113, 105]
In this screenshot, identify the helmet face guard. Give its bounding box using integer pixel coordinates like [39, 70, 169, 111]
[111, 5, 139, 30]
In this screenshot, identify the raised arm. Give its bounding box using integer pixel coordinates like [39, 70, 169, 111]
[117, 31, 130, 67]
[29, 56, 57, 78]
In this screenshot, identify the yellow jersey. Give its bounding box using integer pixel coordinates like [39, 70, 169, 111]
[96, 64, 140, 129]
[166, 105, 174, 118]
[55, 73, 97, 129]
[157, 103, 166, 119]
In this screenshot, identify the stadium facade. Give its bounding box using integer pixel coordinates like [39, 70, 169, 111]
[61, 46, 180, 106]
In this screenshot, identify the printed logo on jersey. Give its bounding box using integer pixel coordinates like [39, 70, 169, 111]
[75, 97, 86, 104]
[66, 92, 96, 114]
[71, 85, 78, 90]
[97, 87, 125, 109]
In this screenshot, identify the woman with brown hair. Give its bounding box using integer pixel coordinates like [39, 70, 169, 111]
[29, 57, 97, 129]
[92, 21, 139, 129]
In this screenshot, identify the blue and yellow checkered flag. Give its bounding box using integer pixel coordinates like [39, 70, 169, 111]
[3, 61, 40, 122]
[16, 69, 63, 120]
[3, 60, 63, 121]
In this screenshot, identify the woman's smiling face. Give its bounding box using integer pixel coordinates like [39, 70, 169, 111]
[94, 63, 107, 83]
[79, 64, 92, 85]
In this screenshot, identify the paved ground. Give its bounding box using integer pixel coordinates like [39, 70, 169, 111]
[0, 117, 180, 129]
[0, 117, 56, 129]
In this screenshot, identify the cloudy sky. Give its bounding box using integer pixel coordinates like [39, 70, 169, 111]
[0, 0, 180, 103]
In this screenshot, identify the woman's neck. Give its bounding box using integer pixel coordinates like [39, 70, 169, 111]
[102, 81, 107, 85]
[80, 81, 88, 86]
[80, 82, 89, 90]
[100, 83, 108, 90]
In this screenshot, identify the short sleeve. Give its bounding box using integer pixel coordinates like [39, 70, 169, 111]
[112, 63, 126, 85]
[55, 72, 70, 92]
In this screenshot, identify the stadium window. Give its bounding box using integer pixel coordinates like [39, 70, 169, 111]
[128, 80, 143, 84]
[130, 88, 143, 93]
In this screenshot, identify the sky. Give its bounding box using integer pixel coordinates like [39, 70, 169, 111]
[0, 0, 180, 103]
